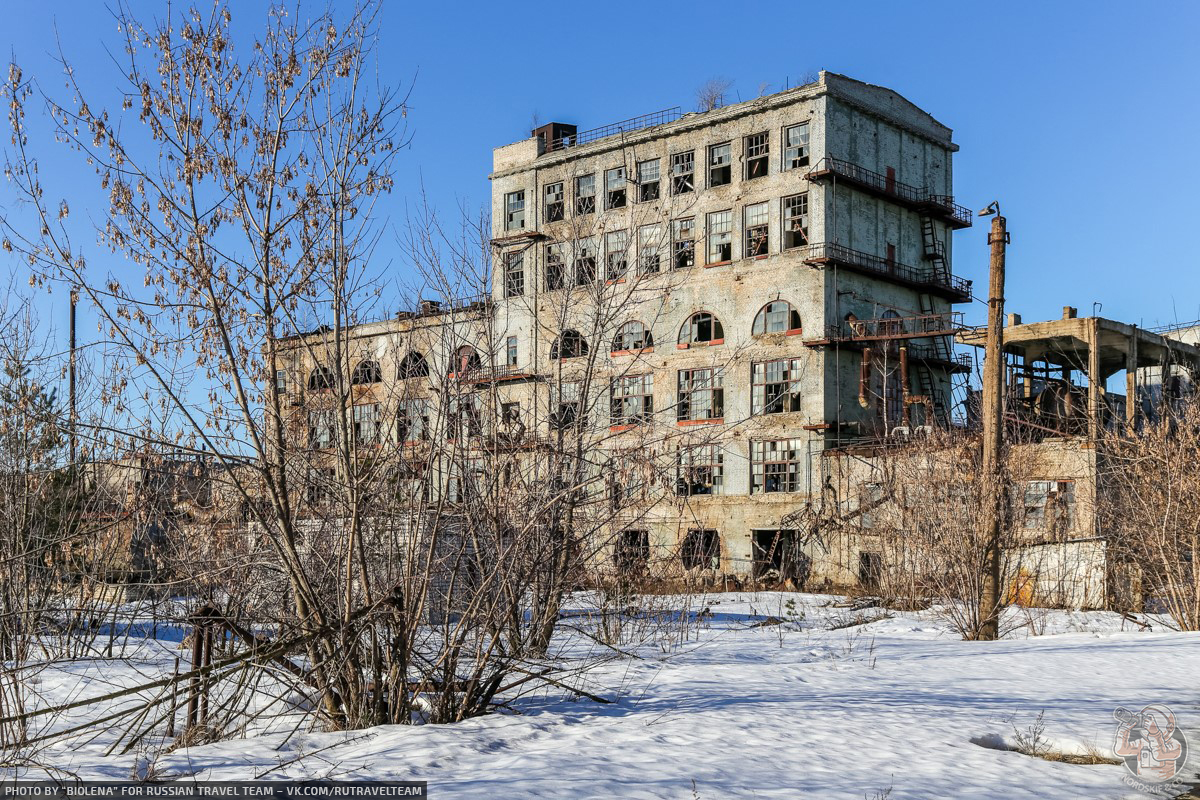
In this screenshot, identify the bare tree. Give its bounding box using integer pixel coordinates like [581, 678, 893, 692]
[695, 78, 733, 113]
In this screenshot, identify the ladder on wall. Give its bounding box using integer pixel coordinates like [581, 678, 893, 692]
[920, 215, 949, 283]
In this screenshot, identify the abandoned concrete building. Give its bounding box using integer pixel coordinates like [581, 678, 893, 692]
[278, 71, 981, 587]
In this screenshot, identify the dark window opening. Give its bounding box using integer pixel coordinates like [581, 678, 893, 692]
[680, 311, 724, 345]
[752, 359, 803, 414]
[605, 167, 627, 209]
[615, 530, 650, 575]
[752, 530, 808, 585]
[783, 193, 809, 249]
[753, 300, 802, 335]
[308, 366, 334, 391]
[546, 245, 565, 290]
[708, 143, 732, 187]
[680, 529, 720, 571]
[676, 444, 723, 495]
[504, 253, 524, 298]
[398, 352, 429, 379]
[544, 182, 564, 222]
[671, 151, 694, 195]
[745, 132, 769, 180]
[784, 123, 810, 170]
[677, 367, 724, 422]
[637, 159, 660, 202]
[575, 174, 596, 215]
[859, 552, 883, 590]
[744, 202, 768, 257]
[551, 329, 589, 360]
[610, 373, 653, 426]
[673, 218, 695, 269]
[751, 439, 804, 493]
[351, 360, 381, 385]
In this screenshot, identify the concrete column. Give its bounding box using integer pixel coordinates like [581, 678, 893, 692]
[1125, 332, 1138, 431]
[1088, 319, 1102, 440]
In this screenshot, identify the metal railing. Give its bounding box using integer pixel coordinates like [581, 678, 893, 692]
[549, 107, 683, 152]
[906, 345, 973, 371]
[806, 156, 972, 227]
[800, 242, 972, 299]
[809, 311, 965, 344]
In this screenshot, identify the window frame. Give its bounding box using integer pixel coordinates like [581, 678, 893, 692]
[782, 122, 810, 171]
[744, 131, 769, 180]
[503, 251, 524, 298]
[544, 182, 565, 222]
[752, 300, 803, 336]
[610, 373, 654, 427]
[707, 142, 732, 187]
[676, 444, 724, 496]
[782, 193, 809, 250]
[676, 366, 724, 422]
[706, 210, 733, 265]
[678, 311, 724, 347]
[672, 217, 695, 269]
[612, 320, 653, 354]
[504, 189, 525, 231]
[743, 201, 769, 258]
[605, 166, 627, 209]
[604, 230, 629, 282]
[637, 158, 660, 202]
[670, 150, 695, 195]
[574, 174, 596, 215]
[750, 438, 805, 494]
[751, 358, 804, 415]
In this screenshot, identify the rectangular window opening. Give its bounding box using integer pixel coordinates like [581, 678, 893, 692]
[745, 132, 769, 180]
[708, 143, 732, 187]
[671, 151, 694, 195]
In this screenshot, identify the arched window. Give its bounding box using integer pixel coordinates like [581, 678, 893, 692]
[452, 345, 482, 374]
[398, 351, 429, 379]
[612, 321, 653, 353]
[351, 360, 382, 385]
[679, 312, 724, 346]
[551, 330, 589, 360]
[308, 366, 334, 391]
[752, 301, 802, 336]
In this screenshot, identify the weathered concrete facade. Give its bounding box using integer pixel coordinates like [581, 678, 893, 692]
[484, 72, 973, 581]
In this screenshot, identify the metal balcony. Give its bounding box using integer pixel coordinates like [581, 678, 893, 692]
[804, 311, 964, 347]
[805, 156, 972, 229]
[800, 242, 972, 303]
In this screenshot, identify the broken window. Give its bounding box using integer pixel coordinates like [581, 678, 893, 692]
[503, 252, 524, 298]
[605, 166, 627, 209]
[615, 530, 650, 575]
[637, 224, 662, 274]
[744, 202, 769, 257]
[752, 359, 804, 414]
[545, 244, 565, 290]
[782, 193, 809, 249]
[504, 190, 525, 231]
[305, 467, 336, 506]
[751, 438, 804, 493]
[1023, 480, 1076, 533]
[676, 444, 723, 496]
[612, 320, 653, 353]
[398, 351, 429, 379]
[575, 174, 596, 215]
[501, 401, 521, 424]
[680, 529, 720, 571]
[544, 182, 564, 222]
[677, 367, 724, 422]
[708, 142, 732, 187]
[446, 394, 482, 440]
[672, 217, 695, 269]
[752, 300, 802, 335]
[307, 410, 335, 449]
[783, 122, 810, 170]
[610, 373, 653, 426]
[745, 131, 769, 180]
[274, 368, 290, 396]
[551, 381, 582, 430]
[352, 403, 381, 445]
[308, 365, 334, 391]
[637, 159, 660, 202]
[551, 329, 588, 360]
[574, 238, 596, 285]
[351, 359, 381, 385]
[670, 150, 694, 195]
[452, 345, 481, 375]
[752, 530, 804, 582]
[679, 311, 724, 346]
[397, 398, 428, 442]
[506, 336, 518, 367]
[605, 230, 629, 281]
[706, 210, 733, 264]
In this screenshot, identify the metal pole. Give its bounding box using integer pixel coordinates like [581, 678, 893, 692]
[69, 288, 77, 464]
[978, 210, 1008, 641]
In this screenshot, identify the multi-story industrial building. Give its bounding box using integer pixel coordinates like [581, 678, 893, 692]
[279, 72, 976, 585]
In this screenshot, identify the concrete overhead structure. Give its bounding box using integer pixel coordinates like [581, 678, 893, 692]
[957, 308, 1200, 438]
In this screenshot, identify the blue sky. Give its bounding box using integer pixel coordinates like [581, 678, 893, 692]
[3, 0, 1199, 337]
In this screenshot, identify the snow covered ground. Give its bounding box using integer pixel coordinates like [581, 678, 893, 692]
[6, 593, 1200, 798]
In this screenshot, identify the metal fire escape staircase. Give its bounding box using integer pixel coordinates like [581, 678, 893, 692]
[917, 216, 956, 427]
